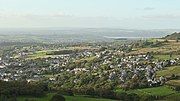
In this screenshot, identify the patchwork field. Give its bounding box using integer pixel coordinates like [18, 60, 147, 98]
[129, 40, 180, 56]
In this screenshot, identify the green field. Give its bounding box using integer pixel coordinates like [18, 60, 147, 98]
[28, 51, 48, 59]
[17, 93, 115, 101]
[129, 41, 180, 56]
[153, 54, 180, 60]
[163, 93, 180, 101]
[157, 66, 180, 77]
[26, 50, 64, 59]
[131, 86, 176, 96]
[115, 86, 177, 96]
[64, 96, 115, 101]
[166, 80, 180, 86]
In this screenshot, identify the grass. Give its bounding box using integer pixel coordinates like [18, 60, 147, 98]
[64, 96, 115, 101]
[115, 86, 176, 96]
[27, 50, 59, 59]
[156, 66, 180, 77]
[17, 93, 54, 101]
[129, 40, 180, 55]
[27, 51, 51, 59]
[17, 93, 115, 101]
[11, 86, 179, 101]
[26, 46, 97, 60]
[131, 86, 176, 96]
[166, 80, 180, 86]
[163, 93, 180, 101]
[153, 54, 179, 60]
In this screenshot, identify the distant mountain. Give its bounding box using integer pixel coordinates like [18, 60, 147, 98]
[164, 32, 180, 40]
[0, 28, 177, 43]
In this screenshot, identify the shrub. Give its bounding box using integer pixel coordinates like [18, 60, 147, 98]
[50, 94, 65, 101]
[140, 95, 155, 101]
[58, 88, 74, 96]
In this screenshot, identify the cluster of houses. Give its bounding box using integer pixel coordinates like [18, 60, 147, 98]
[0, 44, 179, 88]
[107, 53, 179, 86]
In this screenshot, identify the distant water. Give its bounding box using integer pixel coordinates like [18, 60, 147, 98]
[0, 28, 179, 43]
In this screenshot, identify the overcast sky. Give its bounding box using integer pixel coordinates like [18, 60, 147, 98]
[0, 0, 180, 29]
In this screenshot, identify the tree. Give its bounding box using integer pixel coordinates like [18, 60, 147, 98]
[176, 39, 179, 42]
[164, 39, 168, 43]
[0, 94, 7, 101]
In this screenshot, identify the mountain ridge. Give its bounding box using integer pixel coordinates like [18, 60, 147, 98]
[164, 32, 180, 40]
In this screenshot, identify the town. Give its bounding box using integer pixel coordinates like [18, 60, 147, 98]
[0, 34, 179, 101]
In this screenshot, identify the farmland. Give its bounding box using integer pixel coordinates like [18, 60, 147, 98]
[157, 66, 180, 77]
[17, 93, 115, 101]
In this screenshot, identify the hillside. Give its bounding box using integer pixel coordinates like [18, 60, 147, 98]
[164, 32, 180, 40]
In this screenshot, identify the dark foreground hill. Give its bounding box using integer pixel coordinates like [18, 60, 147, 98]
[164, 32, 180, 40]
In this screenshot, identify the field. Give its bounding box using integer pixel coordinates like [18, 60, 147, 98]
[130, 86, 176, 96]
[5, 85, 178, 101]
[115, 86, 177, 96]
[156, 66, 180, 77]
[153, 54, 180, 60]
[22, 46, 97, 59]
[27, 51, 49, 59]
[17, 93, 115, 101]
[25, 50, 69, 59]
[166, 80, 180, 86]
[129, 40, 180, 56]
[163, 93, 180, 101]
[64, 96, 115, 101]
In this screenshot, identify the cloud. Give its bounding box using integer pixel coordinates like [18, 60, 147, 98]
[142, 14, 180, 20]
[0, 11, 121, 28]
[143, 7, 155, 11]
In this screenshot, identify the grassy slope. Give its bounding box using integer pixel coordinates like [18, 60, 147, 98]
[17, 93, 115, 101]
[156, 66, 180, 77]
[129, 41, 180, 55]
[163, 93, 180, 101]
[26, 47, 96, 59]
[28, 51, 47, 59]
[64, 96, 115, 101]
[14, 86, 180, 101]
[166, 80, 180, 88]
[130, 86, 176, 96]
[115, 86, 177, 96]
[164, 32, 180, 40]
[153, 54, 180, 60]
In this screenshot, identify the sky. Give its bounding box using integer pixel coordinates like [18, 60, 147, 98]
[0, 0, 180, 29]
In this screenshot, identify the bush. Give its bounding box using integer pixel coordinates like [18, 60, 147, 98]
[170, 85, 180, 91]
[0, 80, 47, 97]
[58, 88, 74, 96]
[114, 92, 127, 100]
[139, 95, 155, 101]
[115, 92, 140, 101]
[127, 93, 140, 101]
[50, 94, 65, 101]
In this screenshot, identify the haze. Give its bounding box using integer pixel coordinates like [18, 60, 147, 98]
[0, 0, 180, 29]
